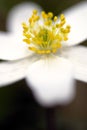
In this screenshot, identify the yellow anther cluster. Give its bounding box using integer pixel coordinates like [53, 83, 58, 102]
[22, 10, 70, 55]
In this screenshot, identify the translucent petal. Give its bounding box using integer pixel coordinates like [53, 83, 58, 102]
[63, 1, 87, 46]
[0, 32, 33, 60]
[0, 56, 36, 87]
[6, 2, 42, 35]
[26, 56, 75, 107]
[62, 46, 87, 82]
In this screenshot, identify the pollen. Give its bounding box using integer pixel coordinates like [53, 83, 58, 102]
[22, 10, 70, 55]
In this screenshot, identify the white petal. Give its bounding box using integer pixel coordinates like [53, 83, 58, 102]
[63, 1, 87, 46]
[26, 56, 75, 107]
[0, 33, 33, 60]
[6, 2, 42, 35]
[62, 46, 87, 82]
[0, 56, 36, 87]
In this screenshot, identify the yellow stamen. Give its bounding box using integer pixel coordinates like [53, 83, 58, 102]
[60, 14, 65, 21]
[23, 39, 30, 44]
[54, 16, 58, 22]
[22, 10, 70, 55]
[48, 12, 53, 18]
[33, 9, 38, 14]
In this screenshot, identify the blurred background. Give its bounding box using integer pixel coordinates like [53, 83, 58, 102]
[0, 0, 87, 130]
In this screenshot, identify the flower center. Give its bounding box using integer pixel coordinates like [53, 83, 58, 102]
[22, 10, 70, 54]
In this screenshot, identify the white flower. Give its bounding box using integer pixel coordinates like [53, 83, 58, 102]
[0, 1, 87, 107]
